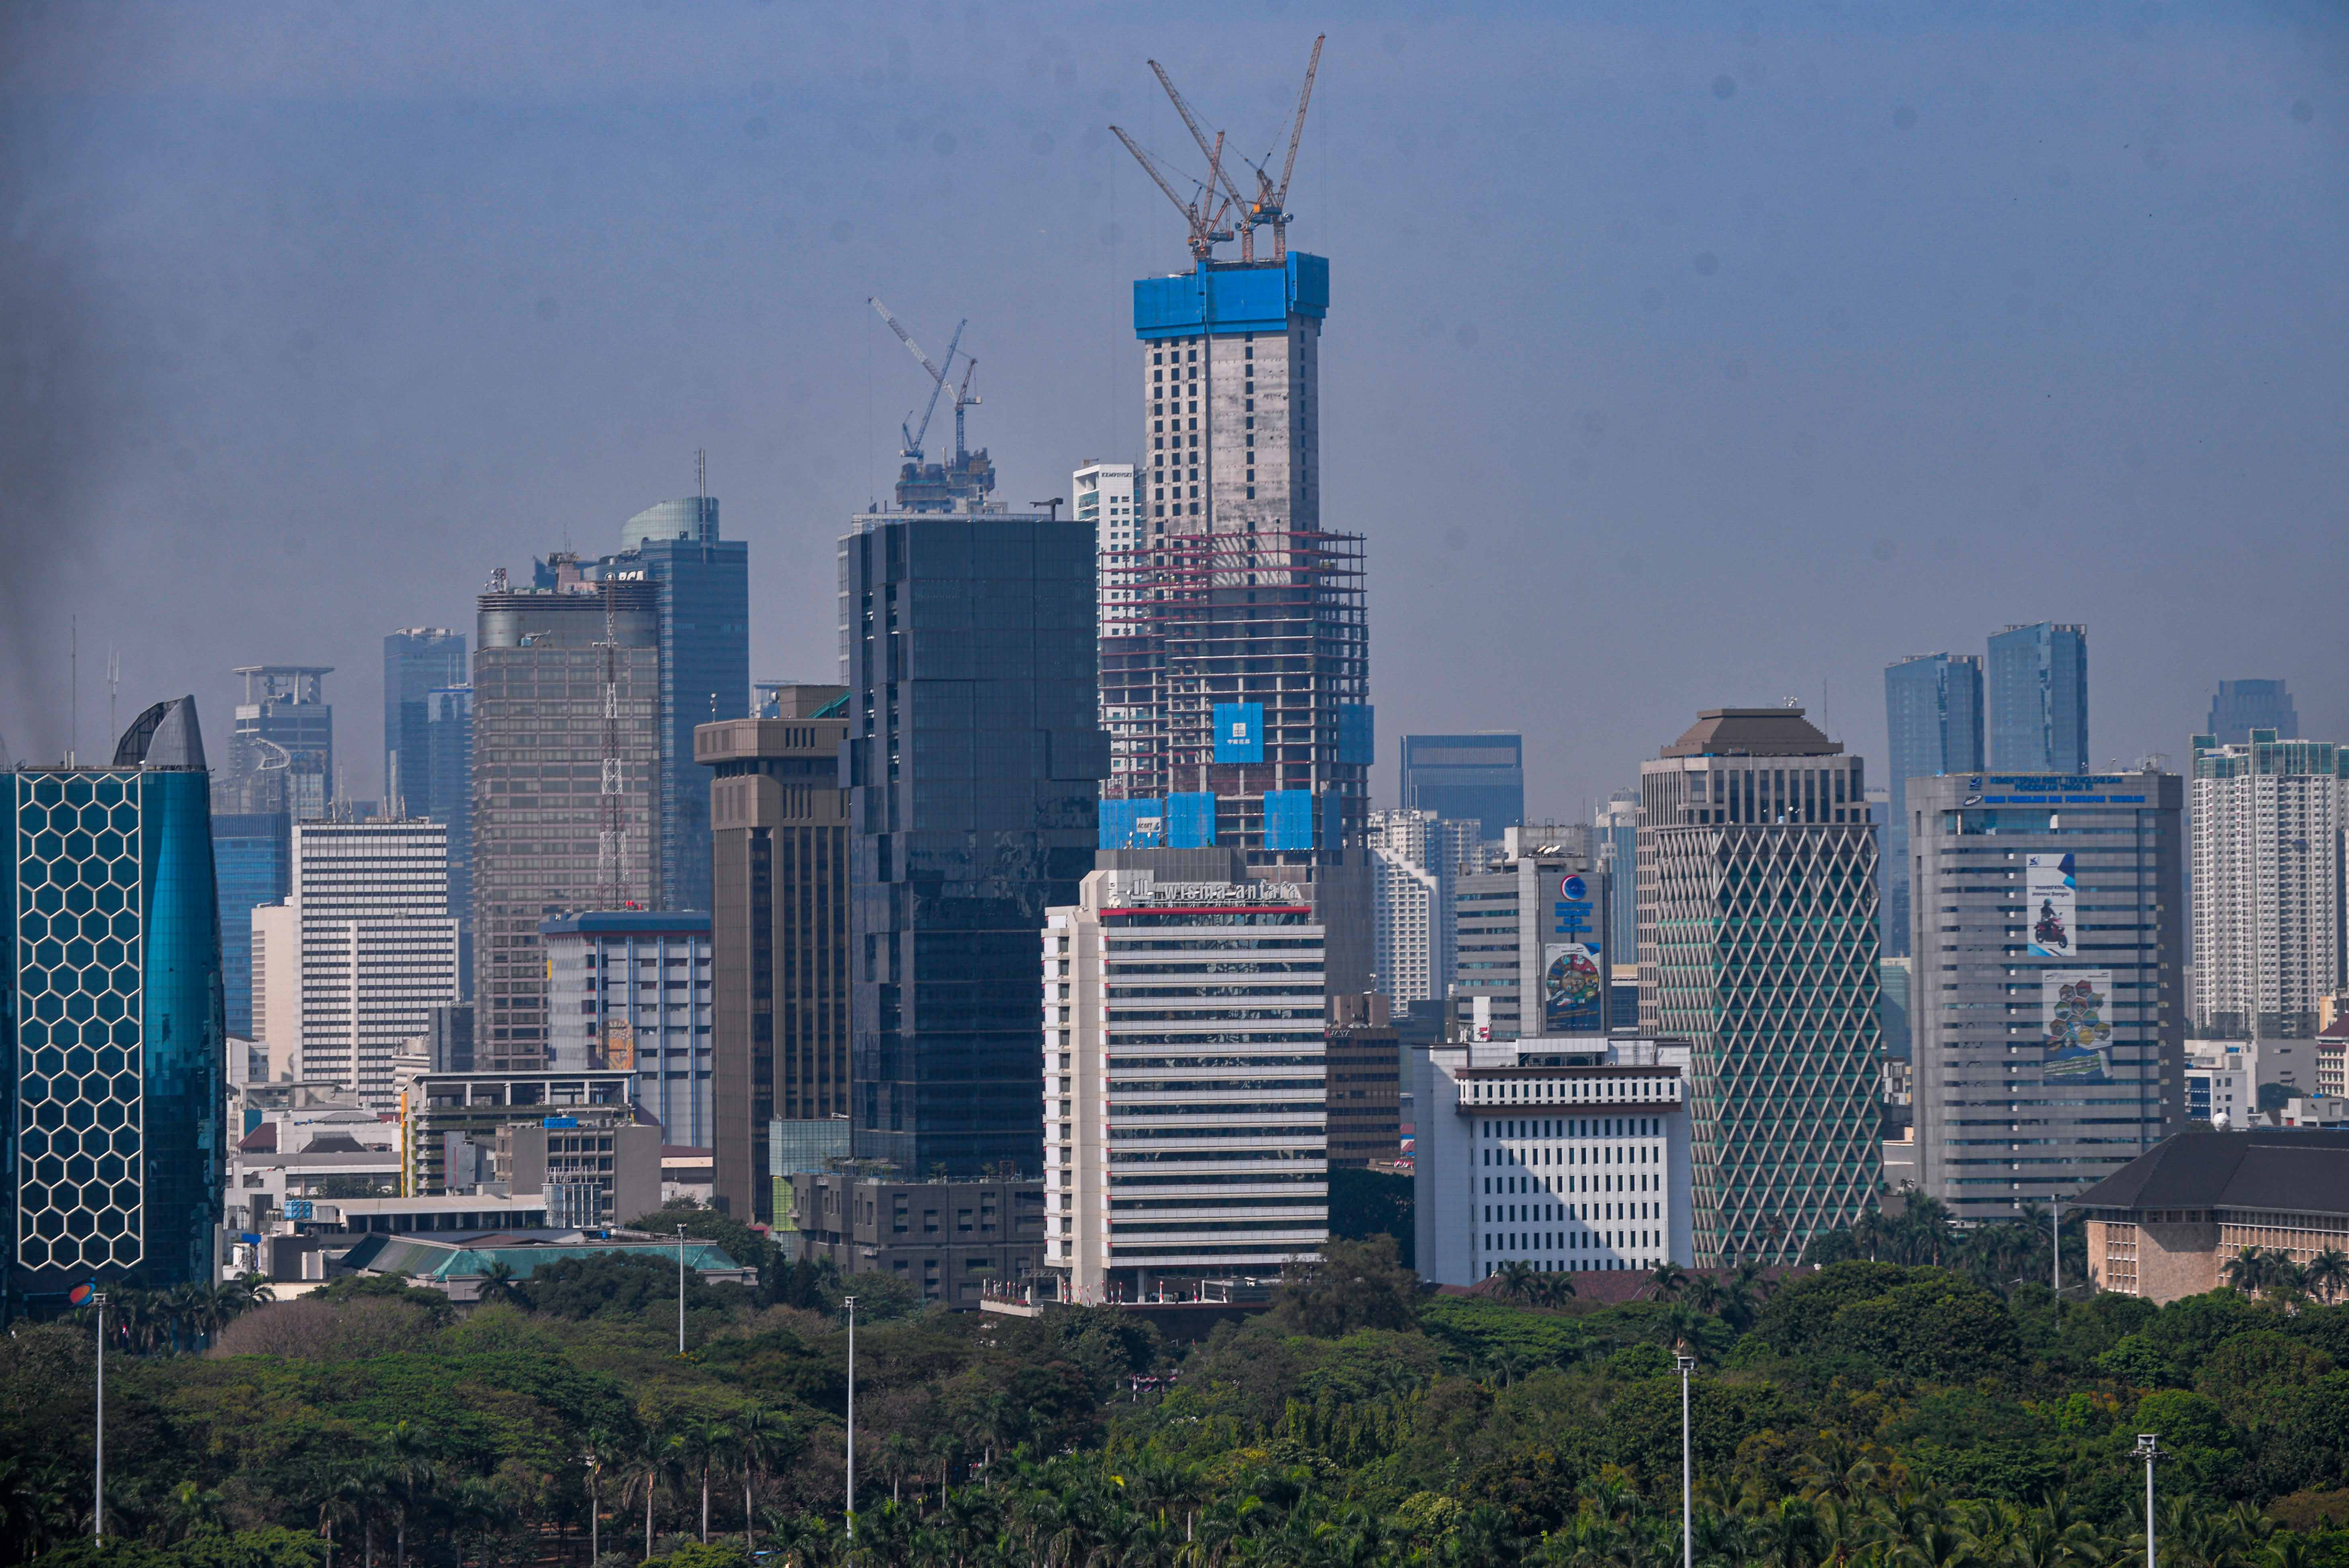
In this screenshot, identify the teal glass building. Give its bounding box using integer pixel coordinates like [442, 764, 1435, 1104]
[1882, 653, 1984, 958]
[1988, 622, 2088, 773]
[7, 697, 225, 1306]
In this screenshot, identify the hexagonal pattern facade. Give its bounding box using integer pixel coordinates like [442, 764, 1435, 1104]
[12, 773, 145, 1274]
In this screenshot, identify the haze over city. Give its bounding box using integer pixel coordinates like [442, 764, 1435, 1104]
[4, 1, 2343, 812]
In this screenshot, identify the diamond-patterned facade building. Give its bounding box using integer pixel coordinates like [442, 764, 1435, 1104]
[1639, 708, 1882, 1266]
[7, 698, 223, 1304]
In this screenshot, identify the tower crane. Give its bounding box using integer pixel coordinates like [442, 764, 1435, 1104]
[1108, 125, 1235, 264]
[1129, 36, 1325, 266]
[866, 297, 975, 462]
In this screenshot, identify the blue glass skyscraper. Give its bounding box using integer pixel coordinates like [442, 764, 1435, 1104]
[383, 628, 467, 818]
[1400, 733, 1524, 830]
[7, 697, 224, 1305]
[1882, 653, 1984, 957]
[209, 811, 289, 1037]
[1987, 622, 2088, 773]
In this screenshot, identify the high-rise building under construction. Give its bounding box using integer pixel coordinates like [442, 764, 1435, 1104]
[1099, 41, 1366, 871]
[1098, 252, 1369, 863]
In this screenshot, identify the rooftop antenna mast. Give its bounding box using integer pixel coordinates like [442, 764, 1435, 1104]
[596, 583, 626, 911]
[697, 448, 707, 500]
[106, 646, 121, 749]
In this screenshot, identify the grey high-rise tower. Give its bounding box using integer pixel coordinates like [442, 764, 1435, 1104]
[843, 510, 1106, 1178]
[537, 496, 749, 915]
[1910, 768, 2183, 1220]
[2206, 680, 2298, 747]
[1401, 733, 1525, 831]
[1988, 623, 2088, 773]
[219, 666, 335, 821]
[471, 579, 662, 1071]
[1882, 654, 1984, 959]
[1639, 708, 1882, 1265]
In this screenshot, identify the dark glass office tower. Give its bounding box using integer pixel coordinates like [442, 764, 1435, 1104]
[1400, 733, 1524, 829]
[2206, 680, 2298, 746]
[842, 513, 1105, 1178]
[383, 629, 467, 817]
[220, 666, 334, 821]
[7, 697, 224, 1306]
[1988, 622, 2088, 773]
[1882, 653, 1984, 958]
[210, 811, 290, 1037]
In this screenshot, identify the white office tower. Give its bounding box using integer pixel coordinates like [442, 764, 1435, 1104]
[1414, 1036, 1693, 1285]
[1079, 460, 1143, 644]
[2189, 731, 2347, 1040]
[1369, 807, 1450, 1016]
[1043, 868, 1328, 1304]
[251, 818, 460, 1110]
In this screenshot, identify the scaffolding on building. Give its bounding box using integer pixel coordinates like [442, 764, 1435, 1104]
[1098, 525, 1367, 857]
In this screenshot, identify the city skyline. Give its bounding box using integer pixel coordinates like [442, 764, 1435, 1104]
[4, 5, 2343, 821]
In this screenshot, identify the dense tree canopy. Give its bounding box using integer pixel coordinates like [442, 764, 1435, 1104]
[11, 1225, 2349, 1568]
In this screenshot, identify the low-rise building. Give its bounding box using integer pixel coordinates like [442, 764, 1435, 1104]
[337, 1232, 752, 1303]
[397, 1066, 640, 1198]
[2187, 1042, 2255, 1127]
[2078, 1129, 2349, 1302]
[1414, 1035, 1693, 1285]
[541, 910, 715, 1148]
[788, 1172, 1045, 1308]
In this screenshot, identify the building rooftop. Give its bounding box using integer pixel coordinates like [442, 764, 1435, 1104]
[2073, 1129, 2349, 1218]
[539, 910, 711, 935]
[1659, 707, 1842, 759]
[339, 1231, 745, 1281]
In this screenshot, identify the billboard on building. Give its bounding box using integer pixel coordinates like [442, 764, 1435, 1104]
[2025, 853, 2076, 959]
[601, 1019, 636, 1072]
[1542, 943, 1604, 1034]
[1213, 702, 1264, 764]
[2042, 970, 2113, 1085]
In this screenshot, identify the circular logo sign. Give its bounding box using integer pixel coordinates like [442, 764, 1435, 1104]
[1561, 874, 1587, 900]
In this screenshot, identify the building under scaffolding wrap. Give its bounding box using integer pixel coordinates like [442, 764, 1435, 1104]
[1102, 252, 1371, 869]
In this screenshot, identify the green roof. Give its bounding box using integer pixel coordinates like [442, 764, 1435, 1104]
[342, 1234, 743, 1281]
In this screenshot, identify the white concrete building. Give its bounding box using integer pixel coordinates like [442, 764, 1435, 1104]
[251, 818, 460, 1111]
[1413, 1036, 1693, 1285]
[1368, 808, 1449, 1016]
[1043, 868, 1327, 1304]
[2189, 732, 2347, 1039]
[2185, 1041, 2254, 1127]
[540, 910, 714, 1148]
[1077, 459, 1143, 638]
[1452, 825, 1612, 1044]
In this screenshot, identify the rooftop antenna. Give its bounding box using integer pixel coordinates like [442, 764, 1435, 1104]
[68, 615, 77, 767]
[107, 646, 121, 747]
[697, 448, 707, 501]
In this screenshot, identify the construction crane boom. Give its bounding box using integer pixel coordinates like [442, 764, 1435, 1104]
[1275, 35, 1325, 214]
[868, 296, 964, 460]
[1109, 126, 1234, 262]
[1149, 61, 1251, 216]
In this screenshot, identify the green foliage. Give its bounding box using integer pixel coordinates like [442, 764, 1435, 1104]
[2098, 1333, 2175, 1387]
[517, 1252, 739, 1321]
[33, 1529, 326, 1568]
[647, 1542, 753, 1568]
[1327, 1167, 1413, 1268]
[1268, 1234, 1421, 1337]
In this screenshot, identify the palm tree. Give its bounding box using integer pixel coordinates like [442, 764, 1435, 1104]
[1644, 1261, 1690, 1301]
[1493, 1259, 1541, 1306]
[736, 1404, 797, 1552]
[2223, 1246, 2273, 1296]
[474, 1259, 526, 1308]
[2307, 1248, 2349, 1304]
[681, 1416, 737, 1542]
[626, 1426, 679, 1562]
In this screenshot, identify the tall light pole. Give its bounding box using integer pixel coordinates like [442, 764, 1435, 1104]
[2135, 1433, 2161, 1568]
[2052, 1195, 2062, 1295]
[675, 1224, 688, 1355]
[1677, 1351, 1697, 1568]
[92, 1292, 108, 1539]
[844, 1296, 858, 1541]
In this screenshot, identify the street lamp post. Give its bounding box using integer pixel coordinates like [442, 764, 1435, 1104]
[844, 1296, 858, 1541]
[2135, 1433, 2161, 1568]
[2052, 1195, 2062, 1295]
[1677, 1351, 1697, 1568]
[92, 1292, 108, 1539]
[675, 1224, 688, 1355]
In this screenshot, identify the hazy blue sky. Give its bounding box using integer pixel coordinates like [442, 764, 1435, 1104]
[4, 1, 2344, 816]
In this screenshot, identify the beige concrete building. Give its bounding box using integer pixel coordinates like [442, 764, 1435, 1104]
[2076, 1130, 2349, 1302]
